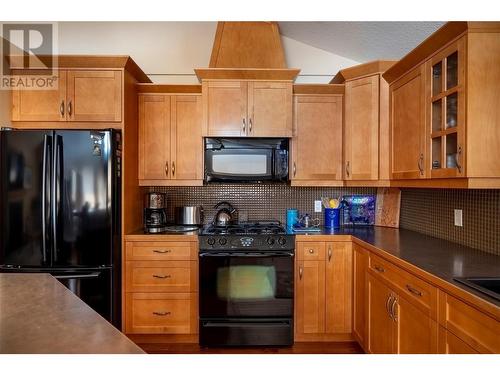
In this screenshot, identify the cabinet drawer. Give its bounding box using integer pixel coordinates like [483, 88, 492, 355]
[126, 241, 196, 261]
[125, 293, 197, 334]
[438, 292, 500, 353]
[369, 254, 437, 317]
[126, 261, 197, 292]
[296, 242, 326, 261]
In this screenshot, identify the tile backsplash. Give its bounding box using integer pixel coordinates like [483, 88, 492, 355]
[400, 189, 500, 256]
[148, 185, 500, 256]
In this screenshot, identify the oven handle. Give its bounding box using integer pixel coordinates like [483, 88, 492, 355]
[199, 251, 294, 258]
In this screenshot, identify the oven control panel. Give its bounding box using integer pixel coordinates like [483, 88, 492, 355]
[199, 235, 295, 251]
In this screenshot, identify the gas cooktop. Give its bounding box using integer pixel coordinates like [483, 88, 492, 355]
[202, 221, 286, 235]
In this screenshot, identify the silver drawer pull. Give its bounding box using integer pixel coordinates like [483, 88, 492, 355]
[308, 249, 314, 254]
[153, 274, 171, 279]
[406, 284, 423, 297]
[153, 249, 171, 254]
[153, 311, 171, 316]
[374, 265, 385, 273]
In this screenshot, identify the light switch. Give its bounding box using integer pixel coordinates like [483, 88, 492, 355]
[314, 200, 322, 213]
[454, 209, 463, 227]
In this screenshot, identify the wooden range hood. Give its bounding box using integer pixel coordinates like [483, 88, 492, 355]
[195, 22, 300, 81]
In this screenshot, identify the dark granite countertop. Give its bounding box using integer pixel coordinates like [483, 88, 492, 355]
[293, 226, 500, 308]
[0, 274, 145, 354]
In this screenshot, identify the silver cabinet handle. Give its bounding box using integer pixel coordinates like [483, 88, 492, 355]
[374, 265, 385, 273]
[346, 161, 350, 178]
[164, 161, 169, 177]
[153, 249, 171, 254]
[249, 118, 252, 133]
[456, 146, 462, 173]
[299, 267, 303, 280]
[59, 100, 65, 117]
[67, 100, 72, 117]
[391, 297, 398, 322]
[153, 311, 171, 316]
[328, 245, 332, 262]
[386, 295, 393, 318]
[406, 284, 423, 297]
[418, 153, 424, 175]
[153, 274, 171, 279]
[172, 161, 175, 177]
[293, 162, 297, 177]
[308, 249, 314, 254]
[242, 118, 246, 134]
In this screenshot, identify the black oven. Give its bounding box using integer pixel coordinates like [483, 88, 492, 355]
[204, 138, 289, 183]
[199, 250, 294, 346]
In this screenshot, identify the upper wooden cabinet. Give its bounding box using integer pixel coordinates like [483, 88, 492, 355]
[384, 22, 500, 187]
[291, 90, 343, 186]
[295, 240, 352, 341]
[12, 69, 122, 123]
[138, 93, 203, 185]
[202, 80, 292, 137]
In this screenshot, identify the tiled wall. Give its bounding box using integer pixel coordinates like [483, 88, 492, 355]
[400, 189, 500, 256]
[148, 185, 499, 256]
[149, 184, 375, 226]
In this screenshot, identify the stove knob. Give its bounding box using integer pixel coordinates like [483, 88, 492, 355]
[219, 238, 227, 246]
[207, 237, 216, 246]
[266, 237, 275, 246]
[278, 237, 286, 246]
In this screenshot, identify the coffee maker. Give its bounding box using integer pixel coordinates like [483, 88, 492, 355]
[144, 192, 167, 233]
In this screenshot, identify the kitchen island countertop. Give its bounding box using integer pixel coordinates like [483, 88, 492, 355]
[0, 273, 145, 354]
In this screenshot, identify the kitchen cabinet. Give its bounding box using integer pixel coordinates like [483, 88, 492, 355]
[12, 69, 122, 123]
[389, 65, 427, 180]
[366, 253, 439, 353]
[384, 22, 500, 187]
[353, 244, 368, 348]
[291, 94, 343, 186]
[124, 239, 199, 338]
[138, 94, 203, 185]
[295, 240, 352, 341]
[438, 327, 479, 354]
[202, 80, 292, 137]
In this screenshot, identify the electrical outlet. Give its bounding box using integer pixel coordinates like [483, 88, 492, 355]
[454, 209, 463, 227]
[314, 200, 322, 213]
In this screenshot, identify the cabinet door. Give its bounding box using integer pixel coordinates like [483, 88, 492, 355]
[438, 327, 479, 354]
[325, 242, 352, 334]
[295, 260, 326, 336]
[203, 80, 247, 136]
[353, 244, 369, 347]
[390, 65, 427, 179]
[292, 95, 343, 182]
[12, 70, 67, 121]
[66, 70, 122, 122]
[344, 75, 380, 180]
[395, 295, 438, 353]
[138, 95, 171, 181]
[171, 95, 203, 181]
[367, 273, 395, 353]
[247, 81, 292, 137]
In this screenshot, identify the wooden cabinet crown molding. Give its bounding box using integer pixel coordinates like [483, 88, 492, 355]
[293, 84, 345, 95]
[194, 68, 300, 82]
[330, 60, 397, 84]
[136, 84, 202, 94]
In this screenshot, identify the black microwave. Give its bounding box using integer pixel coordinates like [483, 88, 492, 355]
[204, 138, 289, 183]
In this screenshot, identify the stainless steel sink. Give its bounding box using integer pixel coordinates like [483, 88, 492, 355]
[453, 277, 500, 301]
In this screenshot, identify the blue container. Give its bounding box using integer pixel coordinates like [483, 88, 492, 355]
[286, 209, 299, 229]
[324, 208, 340, 229]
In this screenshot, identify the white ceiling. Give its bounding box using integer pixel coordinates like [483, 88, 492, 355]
[278, 22, 445, 62]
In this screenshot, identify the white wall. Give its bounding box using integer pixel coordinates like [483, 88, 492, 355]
[57, 22, 360, 84]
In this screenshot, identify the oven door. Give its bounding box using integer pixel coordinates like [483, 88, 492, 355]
[199, 251, 294, 318]
[204, 148, 273, 182]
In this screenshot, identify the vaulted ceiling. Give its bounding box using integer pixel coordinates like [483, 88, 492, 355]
[278, 22, 445, 62]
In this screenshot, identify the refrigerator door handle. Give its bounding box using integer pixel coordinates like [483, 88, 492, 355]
[52, 135, 62, 262]
[54, 272, 101, 280]
[41, 135, 51, 264]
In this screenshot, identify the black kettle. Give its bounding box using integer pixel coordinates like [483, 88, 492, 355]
[213, 201, 236, 226]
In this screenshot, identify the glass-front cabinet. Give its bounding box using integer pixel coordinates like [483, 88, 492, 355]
[427, 37, 465, 178]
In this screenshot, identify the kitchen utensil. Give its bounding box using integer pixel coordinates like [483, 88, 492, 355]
[321, 197, 330, 209]
[144, 192, 167, 233]
[175, 206, 204, 226]
[297, 214, 320, 228]
[324, 208, 340, 229]
[213, 201, 236, 226]
[286, 209, 299, 229]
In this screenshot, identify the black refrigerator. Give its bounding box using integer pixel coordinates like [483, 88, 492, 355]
[0, 128, 122, 328]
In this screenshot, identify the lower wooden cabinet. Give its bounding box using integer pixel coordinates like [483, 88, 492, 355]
[124, 239, 198, 339]
[295, 241, 352, 341]
[438, 327, 479, 354]
[353, 244, 369, 348]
